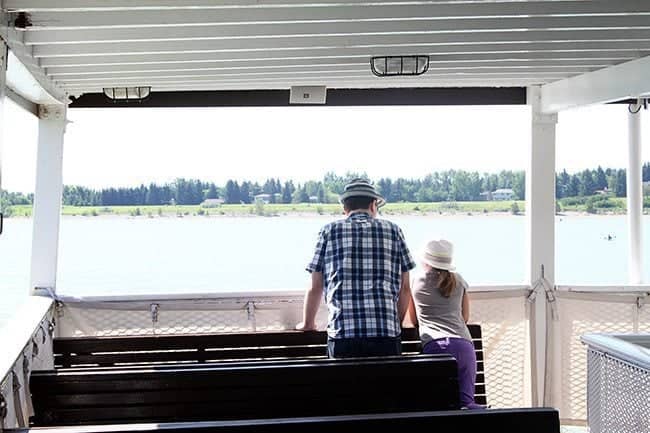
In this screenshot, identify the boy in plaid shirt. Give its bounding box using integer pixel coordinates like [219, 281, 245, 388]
[297, 178, 415, 358]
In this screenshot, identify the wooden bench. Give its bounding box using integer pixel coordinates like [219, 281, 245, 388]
[52, 324, 486, 406]
[31, 354, 458, 426]
[14, 409, 561, 433]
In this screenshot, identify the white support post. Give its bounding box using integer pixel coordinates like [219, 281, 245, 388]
[30, 104, 67, 294]
[527, 86, 557, 407]
[0, 43, 7, 224]
[627, 102, 644, 284]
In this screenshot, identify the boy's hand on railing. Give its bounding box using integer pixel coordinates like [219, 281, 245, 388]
[295, 321, 317, 331]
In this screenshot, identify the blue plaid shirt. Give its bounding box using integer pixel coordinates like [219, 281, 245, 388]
[306, 212, 416, 339]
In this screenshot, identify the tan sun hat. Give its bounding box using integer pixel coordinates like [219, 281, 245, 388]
[421, 239, 456, 271]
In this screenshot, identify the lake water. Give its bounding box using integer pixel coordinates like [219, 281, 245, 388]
[1, 214, 648, 327]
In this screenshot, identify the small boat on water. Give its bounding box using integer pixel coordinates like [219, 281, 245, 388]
[0, 2, 648, 433]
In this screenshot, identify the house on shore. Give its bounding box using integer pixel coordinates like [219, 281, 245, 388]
[253, 193, 272, 204]
[595, 187, 611, 195]
[201, 198, 224, 208]
[254, 193, 282, 204]
[479, 191, 492, 201]
[492, 188, 515, 201]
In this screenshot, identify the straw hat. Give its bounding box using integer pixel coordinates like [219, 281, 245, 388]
[421, 239, 456, 271]
[339, 178, 386, 208]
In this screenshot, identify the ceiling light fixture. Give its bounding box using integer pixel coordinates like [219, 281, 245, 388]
[103, 87, 151, 102]
[370, 55, 429, 77]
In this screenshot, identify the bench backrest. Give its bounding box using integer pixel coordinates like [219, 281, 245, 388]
[53, 324, 486, 405]
[31, 355, 459, 426]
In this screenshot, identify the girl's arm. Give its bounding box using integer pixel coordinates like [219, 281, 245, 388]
[461, 290, 470, 323]
[402, 278, 418, 328]
[397, 271, 412, 324]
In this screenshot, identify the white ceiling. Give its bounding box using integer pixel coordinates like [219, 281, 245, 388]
[2, 0, 650, 101]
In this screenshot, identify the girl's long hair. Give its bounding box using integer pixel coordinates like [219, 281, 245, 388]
[435, 269, 457, 298]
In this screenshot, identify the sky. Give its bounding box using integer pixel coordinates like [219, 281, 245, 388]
[1, 99, 648, 193]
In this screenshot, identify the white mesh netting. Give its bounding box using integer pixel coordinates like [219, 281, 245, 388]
[638, 300, 650, 333]
[587, 350, 649, 433]
[57, 290, 531, 408]
[550, 292, 645, 423]
[57, 294, 330, 337]
[470, 291, 531, 408]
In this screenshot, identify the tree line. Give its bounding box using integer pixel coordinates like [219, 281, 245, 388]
[1, 163, 649, 208]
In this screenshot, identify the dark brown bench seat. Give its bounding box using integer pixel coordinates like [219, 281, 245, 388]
[52, 325, 486, 406]
[30, 355, 459, 426]
[13, 408, 561, 433]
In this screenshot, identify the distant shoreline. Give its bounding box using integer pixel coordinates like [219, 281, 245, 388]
[6, 200, 645, 219]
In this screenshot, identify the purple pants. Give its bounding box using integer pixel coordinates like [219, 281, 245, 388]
[423, 337, 482, 409]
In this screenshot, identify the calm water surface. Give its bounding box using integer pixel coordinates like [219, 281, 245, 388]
[1, 214, 648, 327]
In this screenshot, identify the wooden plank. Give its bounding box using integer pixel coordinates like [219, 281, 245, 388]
[35, 356, 456, 392]
[58, 346, 328, 366]
[51, 325, 486, 406]
[54, 331, 327, 353]
[31, 356, 459, 426]
[54, 325, 480, 367]
[17, 408, 562, 433]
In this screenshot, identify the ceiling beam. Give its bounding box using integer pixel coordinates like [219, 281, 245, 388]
[31, 29, 650, 58]
[59, 68, 580, 87]
[53, 65, 599, 82]
[5, 86, 39, 116]
[7, 0, 641, 12]
[16, 1, 650, 29]
[23, 16, 650, 45]
[3, 0, 526, 11]
[38, 42, 650, 67]
[59, 80, 572, 95]
[541, 54, 650, 112]
[0, 23, 67, 103]
[63, 79, 545, 95]
[67, 86, 527, 108]
[46, 58, 615, 77]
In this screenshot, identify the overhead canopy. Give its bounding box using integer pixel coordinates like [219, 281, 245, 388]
[2, 0, 650, 109]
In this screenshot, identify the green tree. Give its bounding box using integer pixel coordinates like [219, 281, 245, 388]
[510, 201, 520, 215]
[205, 184, 219, 199]
[615, 170, 627, 197]
[282, 181, 295, 204]
[568, 175, 580, 197]
[224, 180, 241, 204]
[595, 166, 608, 191]
[580, 170, 595, 196]
[317, 184, 326, 203]
[377, 178, 392, 202]
[240, 182, 252, 204]
[556, 170, 570, 199]
[451, 171, 470, 201]
[586, 200, 596, 214]
[512, 172, 525, 200]
[292, 185, 309, 203]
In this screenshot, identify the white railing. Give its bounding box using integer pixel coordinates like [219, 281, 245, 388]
[53, 286, 532, 409]
[0, 296, 54, 431]
[581, 333, 649, 433]
[2, 284, 647, 429]
[547, 286, 649, 425]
